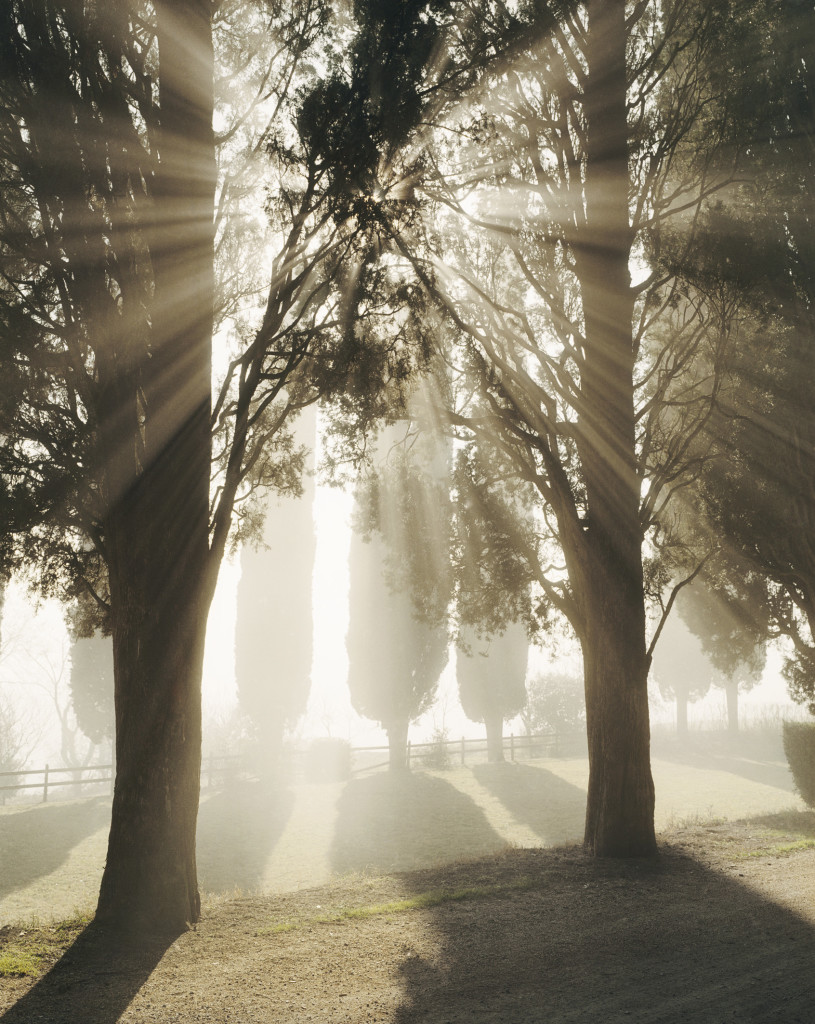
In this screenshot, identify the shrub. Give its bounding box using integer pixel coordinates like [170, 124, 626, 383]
[783, 721, 815, 808]
[305, 738, 352, 783]
[420, 728, 451, 771]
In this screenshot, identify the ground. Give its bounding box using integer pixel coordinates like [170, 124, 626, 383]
[1, 743, 814, 1022]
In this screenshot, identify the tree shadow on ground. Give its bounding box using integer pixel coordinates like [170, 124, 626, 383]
[392, 846, 815, 1023]
[472, 762, 586, 844]
[331, 770, 507, 876]
[651, 744, 796, 793]
[196, 780, 294, 893]
[0, 796, 110, 902]
[0, 921, 174, 1024]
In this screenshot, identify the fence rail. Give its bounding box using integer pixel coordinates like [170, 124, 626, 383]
[1, 730, 584, 804]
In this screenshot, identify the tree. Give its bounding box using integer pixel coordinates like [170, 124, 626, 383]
[522, 671, 585, 736]
[456, 621, 527, 761]
[69, 633, 114, 747]
[346, 417, 451, 769]
[234, 407, 316, 770]
[0, 0, 392, 932]
[650, 599, 713, 736]
[0, 693, 37, 804]
[352, 1, 739, 854]
[674, 1, 815, 715]
[676, 579, 767, 733]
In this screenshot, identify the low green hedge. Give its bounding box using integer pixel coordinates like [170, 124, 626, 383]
[783, 721, 815, 808]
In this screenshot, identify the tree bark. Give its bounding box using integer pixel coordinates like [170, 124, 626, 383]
[387, 718, 410, 771]
[574, 0, 656, 857]
[95, 0, 215, 933]
[484, 709, 505, 762]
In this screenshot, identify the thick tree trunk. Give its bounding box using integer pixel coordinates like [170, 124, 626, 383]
[575, 0, 656, 857]
[484, 710, 505, 762]
[96, 0, 215, 933]
[387, 718, 410, 770]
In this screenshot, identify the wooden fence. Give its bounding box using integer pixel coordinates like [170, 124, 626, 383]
[1, 730, 585, 804]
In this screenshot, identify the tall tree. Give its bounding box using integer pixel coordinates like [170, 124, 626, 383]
[677, 579, 767, 733]
[0, 0, 395, 931]
[665, 1, 815, 714]
[650, 602, 713, 736]
[358, 1, 736, 854]
[234, 407, 316, 769]
[456, 621, 527, 761]
[346, 416, 451, 769]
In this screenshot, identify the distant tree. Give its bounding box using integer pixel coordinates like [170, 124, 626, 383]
[346, 418, 451, 769]
[69, 634, 114, 747]
[456, 621, 527, 762]
[522, 672, 585, 736]
[0, 693, 36, 804]
[650, 602, 713, 736]
[666, 1, 815, 716]
[676, 580, 767, 734]
[235, 409, 316, 771]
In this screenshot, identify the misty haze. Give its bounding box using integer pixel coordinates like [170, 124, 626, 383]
[1, 1, 814, 1022]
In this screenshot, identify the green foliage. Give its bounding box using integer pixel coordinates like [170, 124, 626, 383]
[783, 721, 815, 809]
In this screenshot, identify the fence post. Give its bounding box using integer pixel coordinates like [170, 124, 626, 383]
[43, 764, 49, 803]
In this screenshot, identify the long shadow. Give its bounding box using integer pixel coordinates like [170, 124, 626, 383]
[0, 796, 110, 902]
[472, 761, 586, 844]
[651, 744, 797, 792]
[392, 846, 815, 1022]
[196, 780, 294, 892]
[0, 921, 173, 1024]
[331, 770, 507, 875]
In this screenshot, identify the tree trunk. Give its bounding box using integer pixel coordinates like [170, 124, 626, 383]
[95, 0, 215, 933]
[725, 679, 739, 734]
[387, 719, 410, 771]
[484, 710, 505, 762]
[575, 0, 657, 857]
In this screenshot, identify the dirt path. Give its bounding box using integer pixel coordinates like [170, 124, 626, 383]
[1, 816, 814, 1023]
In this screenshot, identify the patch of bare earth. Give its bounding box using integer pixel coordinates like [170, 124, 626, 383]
[1, 812, 814, 1024]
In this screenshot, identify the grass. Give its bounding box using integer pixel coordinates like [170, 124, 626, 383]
[260, 876, 537, 936]
[0, 914, 90, 979]
[740, 838, 815, 859]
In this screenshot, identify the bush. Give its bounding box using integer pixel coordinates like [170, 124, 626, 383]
[420, 728, 452, 770]
[783, 721, 815, 808]
[305, 738, 352, 783]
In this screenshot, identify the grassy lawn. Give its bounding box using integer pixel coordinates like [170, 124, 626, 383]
[0, 746, 804, 927]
